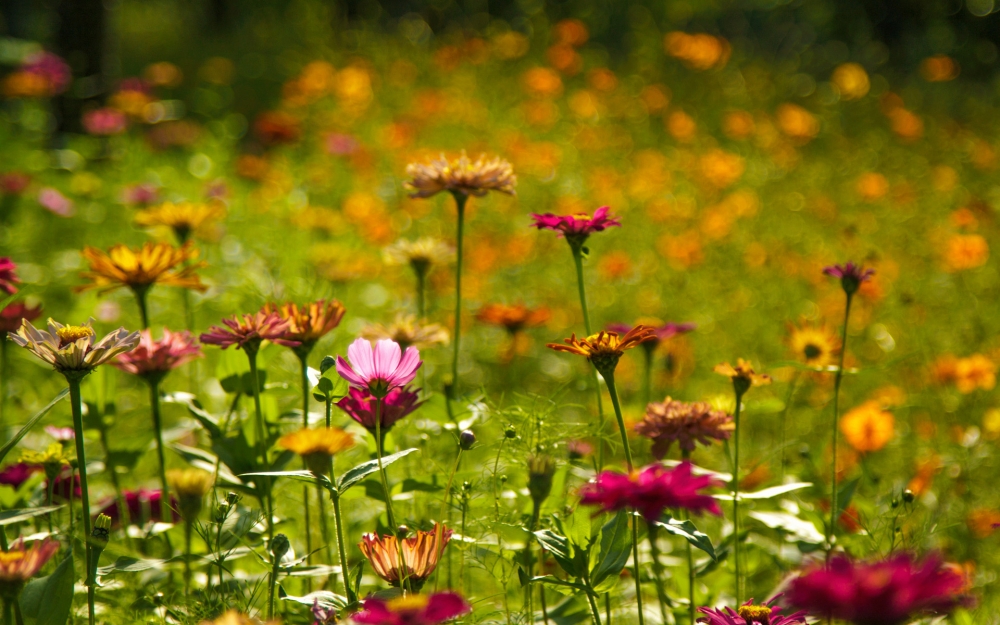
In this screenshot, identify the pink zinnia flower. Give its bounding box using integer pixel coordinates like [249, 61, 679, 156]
[530, 206, 621, 243]
[22, 52, 71, 94]
[823, 261, 875, 295]
[121, 183, 160, 207]
[579, 461, 723, 521]
[698, 596, 807, 625]
[336, 386, 423, 432]
[0, 302, 43, 333]
[99, 488, 179, 527]
[82, 107, 128, 136]
[607, 321, 696, 352]
[37, 188, 73, 217]
[199, 312, 300, 353]
[325, 132, 360, 155]
[636, 397, 734, 458]
[353, 592, 471, 625]
[0, 258, 19, 295]
[0, 173, 31, 196]
[335, 338, 421, 398]
[44, 426, 75, 442]
[114, 328, 202, 381]
[785, 553, 967, 625]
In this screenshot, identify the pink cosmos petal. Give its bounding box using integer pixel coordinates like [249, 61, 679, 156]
[348, 338, 376, 380]
[335, 355, 368, 388]
[373, 339, 401, 380]
[393, 345, 421, 386]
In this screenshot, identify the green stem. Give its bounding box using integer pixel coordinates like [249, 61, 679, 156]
[317, 482, 334, 590]
[268, 553, 280, 620]
[149, 378, 171, 529]
[68, 376, 96, 625]
[434, 447, 464, 592]
[184, 520, 193, 595]
[373, 398, 407, 591]
[493, 437, 506, 520]
[328, 461, 353, 602]
[416, 267, 427, 320]
[642, 347, 653, 409]
[247, 350, 274, 540]
[3, 598, 11, 625]
[681, 450, 694, 625]
[135, 287, 150, 329]
[829, 294, 853, 553]
[732, 390, 745, 605]
[647, 523, 670, 625]
[524, 501, 541, 621]
[299, 355, 313, 571]
[1, 340, 7, 433]
[779, 372, 801, 481]
[450, 192, 467, 396]
[585, 590, 603, 625]
[571, 245, 607, 469]
[603, 372, 633, 472]
[216, 508, 226, 588]
[631, 514, 645, 625]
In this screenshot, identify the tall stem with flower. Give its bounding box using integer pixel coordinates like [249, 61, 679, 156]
[822, 262, 874, 554]
[714, 359, 771, 604]
[8, 319, 140, 625]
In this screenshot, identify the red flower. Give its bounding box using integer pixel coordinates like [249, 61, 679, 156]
[0, 302, 43, 333]
[579, 461, 723, 521]
[114, 328, 202, 380]
[530, 206, 621, 242]
[199, 312, 300, 352]
[336, 386, 422, 433]
[785, 553, 967, 625]
[353, 592, 471, 625]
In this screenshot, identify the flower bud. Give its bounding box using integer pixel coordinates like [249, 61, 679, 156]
[505, 425, 517, 439]
[226, 491, 242, 507]
[215, 503, 229, 523]
[459, 429, 476, 450]
[902, 489, 915, 504]
[527, 454, 556, 507]
[270, 533, 290, 560]
[91, 513, 112, 549]
[396, 525, 409, 538]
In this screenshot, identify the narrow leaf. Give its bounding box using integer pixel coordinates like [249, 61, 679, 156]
[337, 448, 418, 493]
[0, 388, 69, 464]
[0, 506, 63, 526]
[714, 482, 812, 501]
[589, 510, 631, 589]
[655, 518, 717, 561]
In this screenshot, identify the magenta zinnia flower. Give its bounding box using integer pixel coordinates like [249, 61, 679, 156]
[353, 592, 471, 625]
[0, 173, 31, 196]
[114, 328, 202, 381]
[0, 258, 18, 295]
[199, 312, 300, 353]
[82, 107, 128, 136]
[22, 52, 71, 94]
[335, 338, 421, 398]
[579, 461, 723, 521]
[785, 553, 966, 625]
[337, 386, 423, 433]
[0, 463, 43, 489]
[823, 261, 875, 295]
[99, 488, 180, 527]
[698, 596, 807, 625]
[0, 302, 42, 333]
[530, 206, 621, 243]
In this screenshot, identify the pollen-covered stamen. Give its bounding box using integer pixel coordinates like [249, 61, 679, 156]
[387, 594, 431, 612]
[56, 325, 95, 346]
[738, 604, 773, 623]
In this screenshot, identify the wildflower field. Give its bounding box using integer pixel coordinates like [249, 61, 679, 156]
[1, 1, 999, 623]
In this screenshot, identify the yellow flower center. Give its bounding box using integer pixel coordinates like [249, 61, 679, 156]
[56, 325, 95, 345]
[737, 605, 772, 622]
[387, 594, 430, 612]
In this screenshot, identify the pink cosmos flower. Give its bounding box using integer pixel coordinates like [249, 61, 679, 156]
[0, 173, 31, 196]
[335, 338, 421, 398]
[121, 183, 160, 207]
[698, 596, 807, 625]
[336, 386, 423, 432]
[199, 312, 300, 353]
[530, 206, 621, 242]
[785, 553, 966, 625]
[0, 258, 19, 295]
[44, 426, 75, 442]
[579, 461, 723, 521]
[353, 592, 472, 625]
[82, 107, 128, 136]
[114, 328, 202, 380]
[22, 52, 71, 94]
[0, 302, 43, 334]
[823, 262, 875, 295]
[38, 188, 74, 217]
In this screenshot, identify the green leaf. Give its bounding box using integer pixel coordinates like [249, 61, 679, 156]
[655, 518, 717, 561]
[399, 479, 442, 493]
[837, 477, 860, 518]
[589, 510, 631, 591]
[310, 363, 349, 401]
[748, 511, 824, 544]
[20, 552, 74, 625]
[162, 392, 222, 439]
[0, 388, 69, 465]
[0, 506, 62, 526]
[97, 556, 166, 575]
[105, 448, 144, 471]
[715, 482, 812, 501]
[545, 594, 592, 625]
[241, 470, 333, 492]
[534, 529, 586, 578]
[337, 448, 418, 493]
[281, 590, 348, 610]
[529, 575, 587, 594]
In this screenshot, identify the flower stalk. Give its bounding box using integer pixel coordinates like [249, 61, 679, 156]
[68, 375, 97, 625]
[449, 191, 467, 404]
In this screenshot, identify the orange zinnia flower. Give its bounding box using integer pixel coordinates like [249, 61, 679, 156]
[134, 201, 225, 244]
[278, 427, 355, 474]
[840, 400, 894, 453]
[359, 524, 453, 590]
[262, 299, 346, 353]
[547, 326, 657, 375]
[476, 303, 550, 334]
[77, 242, 207, 295]
[714, 358, 772, 395]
